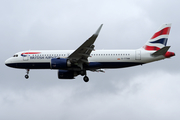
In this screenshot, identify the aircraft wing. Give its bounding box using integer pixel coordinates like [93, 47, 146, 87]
[68, 24, 103, 66]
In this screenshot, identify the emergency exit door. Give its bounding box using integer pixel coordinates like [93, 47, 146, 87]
[23, 54, 29, 61]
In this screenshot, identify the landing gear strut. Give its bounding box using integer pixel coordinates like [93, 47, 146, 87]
[80, 70, 89, 82]
[25, 69, 30, 79]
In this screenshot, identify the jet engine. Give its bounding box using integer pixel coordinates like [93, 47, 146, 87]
[51, 58, 71, 69]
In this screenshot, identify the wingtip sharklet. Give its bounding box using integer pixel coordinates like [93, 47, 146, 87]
[94, 24, 103, 36]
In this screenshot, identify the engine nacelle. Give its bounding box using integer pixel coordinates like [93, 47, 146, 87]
[51, 58, 71, 69]
[58, 70, 75, 79]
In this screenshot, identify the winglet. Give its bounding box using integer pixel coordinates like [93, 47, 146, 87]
[94, 24, 103, 36]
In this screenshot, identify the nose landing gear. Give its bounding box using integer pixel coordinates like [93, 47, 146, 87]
[25, 69, 30, 79]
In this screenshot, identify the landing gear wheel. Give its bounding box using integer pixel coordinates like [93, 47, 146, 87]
[83, 76, 89, 82]
[25, 75, 29, 79]
[25, 69, 30, 79]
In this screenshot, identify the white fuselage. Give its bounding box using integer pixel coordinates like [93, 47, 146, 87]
[5, 49, 165, 70]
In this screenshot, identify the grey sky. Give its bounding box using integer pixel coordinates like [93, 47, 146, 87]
[0, 0, 180, 120]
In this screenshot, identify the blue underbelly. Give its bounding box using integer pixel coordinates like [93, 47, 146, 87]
[6, 62, 143, 69]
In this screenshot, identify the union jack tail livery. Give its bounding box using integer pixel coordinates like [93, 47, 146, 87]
[143, 24, 171, 51]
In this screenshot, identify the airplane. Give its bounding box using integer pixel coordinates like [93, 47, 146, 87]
[5, 24, 175, 82]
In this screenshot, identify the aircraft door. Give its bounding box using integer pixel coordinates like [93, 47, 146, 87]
[135, 50, 141, 60]
[23, 54, 29, 61]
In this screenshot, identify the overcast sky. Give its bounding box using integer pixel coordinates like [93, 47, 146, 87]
[0, 0, 180, 120]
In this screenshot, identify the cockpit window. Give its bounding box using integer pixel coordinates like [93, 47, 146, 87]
[13, 54, 18, 57]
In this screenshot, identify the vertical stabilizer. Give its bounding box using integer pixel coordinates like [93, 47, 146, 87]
[143, 24, 171, 51]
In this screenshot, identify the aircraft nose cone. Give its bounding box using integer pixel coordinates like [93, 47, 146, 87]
[5, 59, 11, 67]
[5, 58, 16, 68]
[5, 59, 9, 65]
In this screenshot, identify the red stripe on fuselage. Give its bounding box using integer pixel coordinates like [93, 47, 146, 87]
[151, 27, 170, 39]
[143, 45, 160, 51]
[21, 52, 41, 55]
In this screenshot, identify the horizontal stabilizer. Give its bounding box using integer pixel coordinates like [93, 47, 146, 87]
[151, 46, 170, 57]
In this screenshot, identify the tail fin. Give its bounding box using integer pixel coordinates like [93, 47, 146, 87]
[143, 24, 171, 51]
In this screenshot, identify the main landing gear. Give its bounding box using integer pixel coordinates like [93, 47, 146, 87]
[80, 70, 89, 82]
[25, 69, 30, 79]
